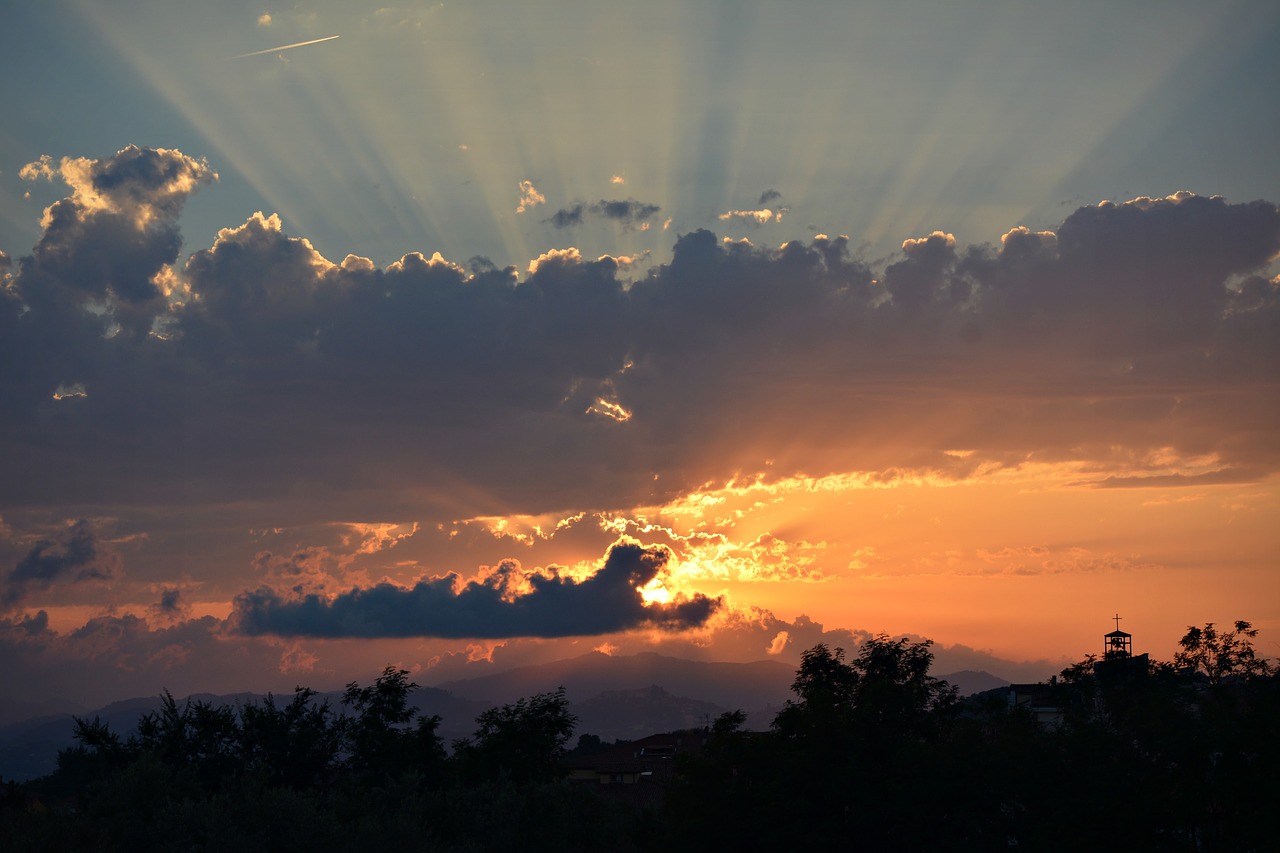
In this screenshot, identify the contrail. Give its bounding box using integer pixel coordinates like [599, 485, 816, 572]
[228, 35, 339, 60]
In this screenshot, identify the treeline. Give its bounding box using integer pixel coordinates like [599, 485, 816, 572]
[668, 623, 1277, 851]
[0, 673, 637, 851]
[2, 622, 1277, 851]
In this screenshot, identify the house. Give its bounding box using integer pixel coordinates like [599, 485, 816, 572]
[563, 730, 708, 786]
[1007, 682, 1065, 728]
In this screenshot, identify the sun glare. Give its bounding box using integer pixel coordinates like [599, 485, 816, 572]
[638, 578, 671, 605]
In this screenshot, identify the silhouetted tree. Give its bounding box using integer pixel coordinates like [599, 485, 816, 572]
[340, 665, 444, 784]
[1174, 619, 1274, 685]
[774, 636, 957, 742]
[5, 638, 1276, 852]
[238, 687, 341, 788]
[668, 637, 966, 849]
[569, 732, 606, 756]
[453, 687, 576, 784]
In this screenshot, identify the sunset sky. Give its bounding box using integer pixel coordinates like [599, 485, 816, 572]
[2, 0, 1278, 711]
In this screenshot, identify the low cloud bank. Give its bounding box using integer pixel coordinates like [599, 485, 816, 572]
[232, 540, 721, 639]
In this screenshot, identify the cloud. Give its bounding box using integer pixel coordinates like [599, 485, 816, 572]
[1, 151, 1278, 543]
[718, 207, 786, 226]
[526, 246, 583, 274]
[758, 189, 782, 206]
[593, 199, 660, 227]
[51, 382, 87, 400]
[603, 523, 832, 583]
[515, 179, 545, 213]
[0, 612, 281, 711]
[18, 155, 57, 182]
[628, 606, 1057, 682]
[2, 520, 121, 610]
[22, 145, 216, 229]
[545, 203, 585, 229]
[341, 522, 419, 554]
[545, 198, 660, 230]
[971, 545, 1159, 576]
[0, 602, 1057, 717]
[149, 586, 193, 624]
[157, 587, 185, 613]
[231, 539, 722, 638]
[1088, 469, 1263, 489]
[11, 145, 215, 340]
[251, 546, 358, 597]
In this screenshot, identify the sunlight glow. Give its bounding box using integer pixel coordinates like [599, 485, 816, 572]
[638, 578, 671, 605]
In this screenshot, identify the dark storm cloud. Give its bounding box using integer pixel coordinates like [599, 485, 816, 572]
[2, 148, 1279, 527]
[545, 198, 660, 229]
[2, 520, 120, 609]
[232, 540, 721, 638]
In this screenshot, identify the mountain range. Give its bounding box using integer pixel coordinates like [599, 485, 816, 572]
[0, 652, 1009, 782]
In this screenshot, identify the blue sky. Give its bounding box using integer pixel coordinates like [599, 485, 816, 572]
[5, 0, 1277, 270]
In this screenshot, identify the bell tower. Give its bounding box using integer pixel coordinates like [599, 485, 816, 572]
[1094, 613, 1149, 683]
[1103, 613, 1131, 660]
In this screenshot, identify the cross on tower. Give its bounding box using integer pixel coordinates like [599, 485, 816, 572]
[1104, 614, 1132, 660]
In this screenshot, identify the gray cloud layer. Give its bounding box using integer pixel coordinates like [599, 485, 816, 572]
[2, 148, 1278, 527]
[232, 540, 721, 638]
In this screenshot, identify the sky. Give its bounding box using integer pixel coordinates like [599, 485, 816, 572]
[1, 0, 1278, 712]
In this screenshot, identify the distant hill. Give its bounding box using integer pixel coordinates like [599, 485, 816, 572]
[434, 650, 1008, 709]
[937, 669, 1011, 696]
[0, 697, 88, 729]
[0, 653, 1011, 781]
[435, 651, 798, 709]
[572, 685, 727, 742]
[409, 686, 491, 745]
[0, 692, 264, 783]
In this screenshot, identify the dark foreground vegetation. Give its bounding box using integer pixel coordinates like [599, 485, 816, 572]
[2, 621, 1276, 851]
